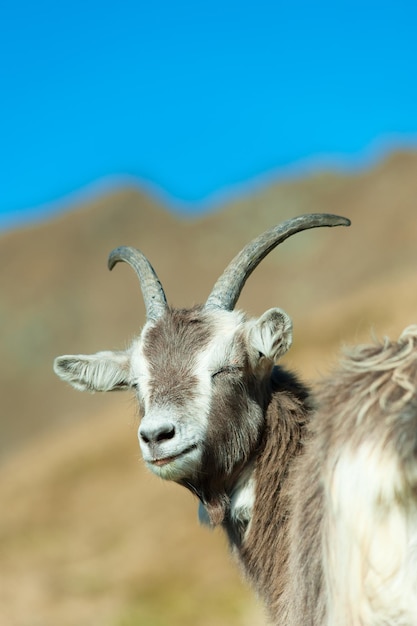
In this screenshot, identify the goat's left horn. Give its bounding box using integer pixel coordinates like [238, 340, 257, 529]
[205, 213, 351, 311]
[108, 247, 168, 321]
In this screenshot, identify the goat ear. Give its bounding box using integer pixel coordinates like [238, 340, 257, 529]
[53, 351, 132, 392]
[248, 308, 293, 362]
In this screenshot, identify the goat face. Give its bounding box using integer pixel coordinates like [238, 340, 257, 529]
[54, 305, 292, 484]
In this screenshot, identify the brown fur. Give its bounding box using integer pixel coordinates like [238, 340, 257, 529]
[233, 327, 417, 625]
[143, 307, 212, 406]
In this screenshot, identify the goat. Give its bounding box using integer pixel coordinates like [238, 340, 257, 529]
[54, 213, 360, 624]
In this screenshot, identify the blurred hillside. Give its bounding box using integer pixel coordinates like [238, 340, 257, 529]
[1, 150, 417, 626]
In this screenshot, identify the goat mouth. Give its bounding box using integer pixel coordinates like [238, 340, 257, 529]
[151, 445, 197, 467]
[151, 455, 179, 467]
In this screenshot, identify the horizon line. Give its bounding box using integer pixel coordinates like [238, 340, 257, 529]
[2, 135, 417, 233]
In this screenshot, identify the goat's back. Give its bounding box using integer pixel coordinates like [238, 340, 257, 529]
[289, 326, 417, 625]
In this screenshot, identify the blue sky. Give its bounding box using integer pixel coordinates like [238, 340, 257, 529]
[1, 0, 416, 229]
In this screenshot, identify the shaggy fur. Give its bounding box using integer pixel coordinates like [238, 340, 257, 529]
[241, 326, 417, 625]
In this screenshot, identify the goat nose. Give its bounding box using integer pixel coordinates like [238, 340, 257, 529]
[139, 419, 176, 445]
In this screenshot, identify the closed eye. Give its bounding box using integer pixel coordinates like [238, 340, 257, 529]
[211, 366, 244, 379]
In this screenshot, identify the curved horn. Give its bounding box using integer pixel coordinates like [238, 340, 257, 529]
[108, 246, 168, 321]
[205, 213, 350, 311]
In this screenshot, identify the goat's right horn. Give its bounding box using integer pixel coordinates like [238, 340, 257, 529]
[205, 213, 351, 311]
[108, 246, 168, 321]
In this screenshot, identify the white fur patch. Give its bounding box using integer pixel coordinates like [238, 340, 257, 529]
[197, 309, 247, 374]
[324, 441, 417, 625]
[130, 332, 152, 411]
[230, 463, 256, 533]
[198, 464, 255, 534]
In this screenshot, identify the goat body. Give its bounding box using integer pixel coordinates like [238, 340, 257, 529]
[210, 326, 417, 625]
[300, 326, 417, 625]
[235, 325, 417, 625]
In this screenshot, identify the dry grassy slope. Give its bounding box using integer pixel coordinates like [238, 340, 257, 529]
[1, 150, 417, 626]
[0, 402, 263, 626]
